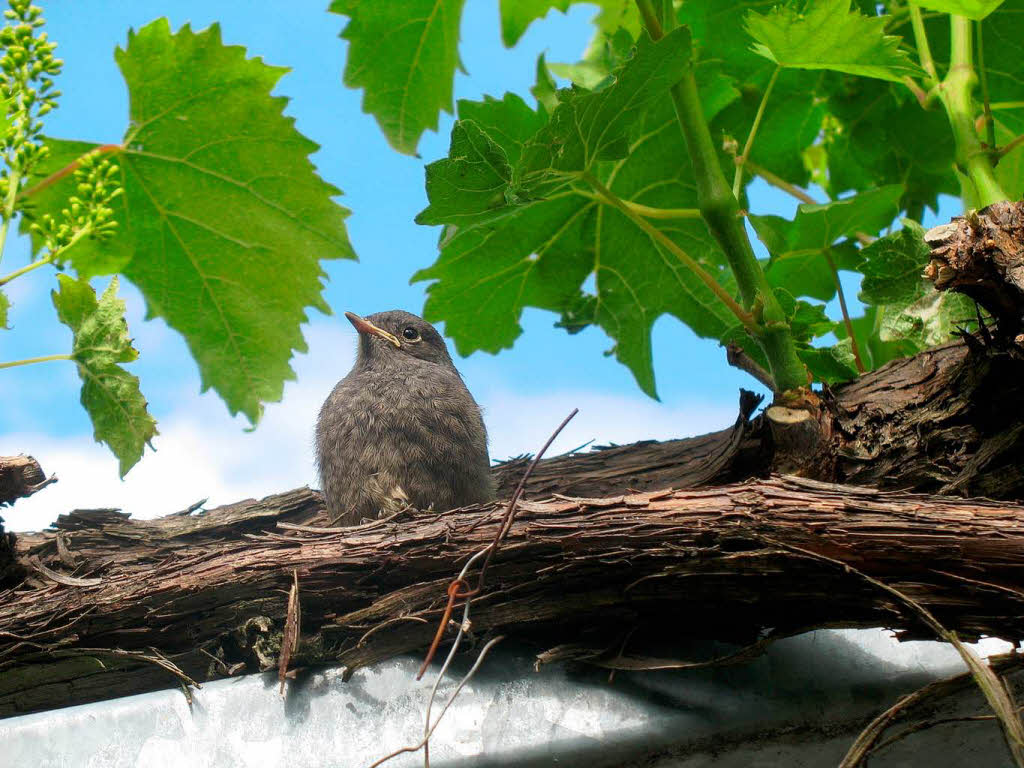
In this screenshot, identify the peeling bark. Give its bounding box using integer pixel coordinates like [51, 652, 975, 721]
[3, 476, 1024, 718]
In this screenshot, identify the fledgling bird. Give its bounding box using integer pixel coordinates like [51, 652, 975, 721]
[315, 310, 493, 525]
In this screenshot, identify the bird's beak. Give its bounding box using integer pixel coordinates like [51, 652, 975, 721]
[345, 311, 401, 348]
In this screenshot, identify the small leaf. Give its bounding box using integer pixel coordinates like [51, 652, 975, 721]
[532, 54, 560, 116]
[456, 93, 546, 169]
[858, 221, 932, 305]
[797, 339, 859, 384]
[417, 121, 514, 225]
[52, 275, 157, 477]
[0, 289, 8, 328]
[745, 0, 923, 83]
[333, 0, 466, 155]
[858, 223, 976, 351]
[25, 21, 353, 425]
[913, 0, 1004, 20]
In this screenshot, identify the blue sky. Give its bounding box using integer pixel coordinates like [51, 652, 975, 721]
[1, 1, 957, 530]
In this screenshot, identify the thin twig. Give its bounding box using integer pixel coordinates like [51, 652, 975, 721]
[725, 343, 775, 390]
[997, 133, 1024, 159]
[744, 159, 819, 205]
[840, 652, 1024, 768]
[822, 248, 865, 372]
[733, 67, 780, 198]
[415, 408, 578, 680]
[765, 537, 1024, 767]
[357, 615, 429, 647]
[365, 635, 505, 768]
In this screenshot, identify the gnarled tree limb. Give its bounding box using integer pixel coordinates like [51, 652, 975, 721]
[3, 476, 1024, 718]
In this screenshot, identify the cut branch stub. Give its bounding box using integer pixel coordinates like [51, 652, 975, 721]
[924, 201, 1024, 342]
[0, 455, 51, 506]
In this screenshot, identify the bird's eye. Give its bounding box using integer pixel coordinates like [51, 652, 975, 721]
[402, 327, 420, 341]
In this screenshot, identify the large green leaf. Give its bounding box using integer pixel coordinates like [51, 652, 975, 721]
[913, 0, 1004, 19]
[415, 31, 738, 396]
[745, 0, 923, 83]
[24, 21, 353, 425]
[333, 0, 465, 155]
[751, 185, 903, 300]
[0, 289, 8, 328]
[52, 275, 157, 477]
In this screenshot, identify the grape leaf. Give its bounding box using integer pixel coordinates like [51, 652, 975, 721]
[415, 31, 739, 397]
[797, 339, 859, 384]
[521, 27, 694, 178]
[24, 21, 353, 426]
[858, 223, 976, 352]
[333, 0, 465, 155]
[52, 275, 157, 477]
[456, 93, 546, 169]
[913, 0, 1004, 19]
[0, 289, 8, 328]
[878, 289, 976, 349]
[822, 76, 957, 213]
[750, 185, 903, 300]
[745, 0, 923, 83]
[858, 221, 931, 305]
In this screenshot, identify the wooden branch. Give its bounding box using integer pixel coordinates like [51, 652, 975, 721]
[4, 476, 1024, 718]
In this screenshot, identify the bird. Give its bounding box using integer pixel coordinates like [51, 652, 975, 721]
[315, 310, 493, 525]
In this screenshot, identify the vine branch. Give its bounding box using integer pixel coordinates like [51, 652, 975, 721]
[634, 0, 807, 393]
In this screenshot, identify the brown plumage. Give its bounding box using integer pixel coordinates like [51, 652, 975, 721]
[315, 310, 493, 525]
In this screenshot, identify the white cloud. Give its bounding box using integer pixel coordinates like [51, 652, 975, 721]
[3, 322, 742, 532]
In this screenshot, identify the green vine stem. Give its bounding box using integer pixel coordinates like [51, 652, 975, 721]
[634, 0, 807, 393]
[0, 353, 71, 369]
[0, 250, 52, 285]
[909, 4, 938, 86]
[575, 189, 702, 219]
[928, 14, 1007, 208]
[0, 165, 20, 266]
[733, 66, 780, 198]
[0, 223, 90, 286]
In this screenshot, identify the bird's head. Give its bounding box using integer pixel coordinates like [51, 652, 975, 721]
[346, 310, 454, 368]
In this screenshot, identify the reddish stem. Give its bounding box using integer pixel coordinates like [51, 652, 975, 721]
[21, 143, 123, 200]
